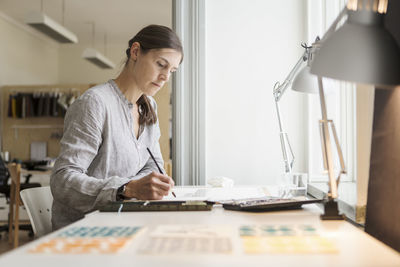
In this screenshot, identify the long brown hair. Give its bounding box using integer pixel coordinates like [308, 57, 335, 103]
[125, 24, 183, 125]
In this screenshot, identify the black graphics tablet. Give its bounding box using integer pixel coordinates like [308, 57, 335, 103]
[222, 197, 322, 212]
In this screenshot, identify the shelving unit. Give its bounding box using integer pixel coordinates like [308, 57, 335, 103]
[1, 84, 90, 161]
[10, 125, 64, 139]
[11, 125, 64, 128]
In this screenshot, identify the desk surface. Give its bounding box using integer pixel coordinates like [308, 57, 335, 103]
[0, 189, 399, 267]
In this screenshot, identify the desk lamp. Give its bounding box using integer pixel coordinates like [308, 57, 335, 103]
[273, 42, 319, 174]
[310, 0, 400, 219]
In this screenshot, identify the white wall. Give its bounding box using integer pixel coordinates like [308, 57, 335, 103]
[0, 12, 60, 152]
[0, 12, 128, 86]
[205, 0, 307, 185]
[0, 13, 59, 85]
[58, 44, 127, 84]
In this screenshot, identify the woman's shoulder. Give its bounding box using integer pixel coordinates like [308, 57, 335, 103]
[68, 82, 114, 116]
[80, 82, 114, 103]
[73, 82, 122, 114]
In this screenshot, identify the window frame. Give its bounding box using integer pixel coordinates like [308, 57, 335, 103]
[172, 0, 206, 185]
[306, 0, 357, 184]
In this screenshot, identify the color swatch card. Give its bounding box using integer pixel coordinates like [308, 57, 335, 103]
[239, 224, 338, 254]
[137, 225, 233, 254]
[29, 226, 143, 254]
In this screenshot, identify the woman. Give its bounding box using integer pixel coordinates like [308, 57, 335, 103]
[50, 25, 183, 229]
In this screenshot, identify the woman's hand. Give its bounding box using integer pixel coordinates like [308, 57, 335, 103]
[124, 171, 175, 200]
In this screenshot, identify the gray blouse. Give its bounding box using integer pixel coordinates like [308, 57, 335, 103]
[50, 80, 164, 230]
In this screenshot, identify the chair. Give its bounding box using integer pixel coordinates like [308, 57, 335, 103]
[5, 163, 41, 247]
[7, 163, 23, 247]
[0, 156, 10, 237]
[20, 187, 53, 237]
[0, 157, 41, 203]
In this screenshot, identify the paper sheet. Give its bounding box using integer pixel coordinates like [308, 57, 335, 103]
[29, 226, 142, 254]
[137, 225, 233, 254]
[239, 224, 338, 254]
[159, 186, 267, 202]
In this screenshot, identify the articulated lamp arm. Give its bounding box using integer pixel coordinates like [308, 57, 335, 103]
[273, 44, 312, 173]
[313, 7, 348, 202]
[273, 48, 309, 102]
[311, 6, 349, 220]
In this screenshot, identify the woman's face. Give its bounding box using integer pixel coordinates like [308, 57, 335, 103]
[131, 46, 181, 96]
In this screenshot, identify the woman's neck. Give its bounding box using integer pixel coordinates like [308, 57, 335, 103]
[114, 68, 142, 104]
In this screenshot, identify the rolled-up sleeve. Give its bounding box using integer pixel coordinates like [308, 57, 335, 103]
[50, 94, 130, 214]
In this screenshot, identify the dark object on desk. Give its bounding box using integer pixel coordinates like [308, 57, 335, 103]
[320, 199, 345, 220]
[222, 197, 322, 212]
[365, 87, 400, 253]
[100, 200, 214, 212]
[0, 157, 41, 202]
[23, 160, 53, 171]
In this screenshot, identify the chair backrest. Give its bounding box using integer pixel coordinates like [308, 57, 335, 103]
[8, 163, 21, 185]
[20, 186, 53, 237]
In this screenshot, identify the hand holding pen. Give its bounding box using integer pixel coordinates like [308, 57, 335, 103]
[147, 148, 176, 198]
[120, 149, 175, 200]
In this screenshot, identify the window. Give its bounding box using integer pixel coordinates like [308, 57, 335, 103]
[306, 0, 357, 184]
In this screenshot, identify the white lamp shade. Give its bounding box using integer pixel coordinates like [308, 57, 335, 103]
[292, 66, 319, 94]
[311, 10, 400, 86]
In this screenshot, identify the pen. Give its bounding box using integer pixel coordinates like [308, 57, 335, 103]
[146, 147, 176, 198]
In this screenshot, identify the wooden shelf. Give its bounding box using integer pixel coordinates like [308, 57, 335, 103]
[11, 125, 63, 129]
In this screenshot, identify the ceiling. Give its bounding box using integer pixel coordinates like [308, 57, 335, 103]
[0, 0, 172, 46]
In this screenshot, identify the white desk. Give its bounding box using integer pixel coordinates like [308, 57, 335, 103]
[0, 189, 399, 266]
